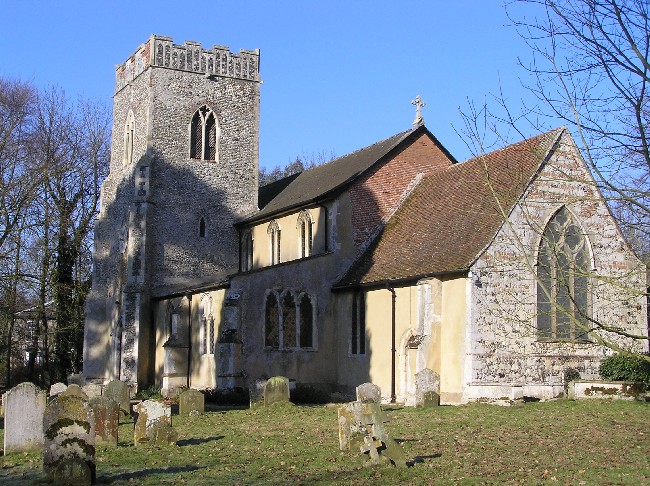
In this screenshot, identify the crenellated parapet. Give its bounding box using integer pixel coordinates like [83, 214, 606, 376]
[115, 35, 260, 93]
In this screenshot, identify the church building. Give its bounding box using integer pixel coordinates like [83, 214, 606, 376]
[83, 35, 648, 404]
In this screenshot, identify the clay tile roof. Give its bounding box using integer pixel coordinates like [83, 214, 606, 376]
[244, 125, 454, 224]
[336, 128, 564, 288]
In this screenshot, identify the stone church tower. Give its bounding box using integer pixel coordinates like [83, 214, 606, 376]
[83, 35, 260, 386]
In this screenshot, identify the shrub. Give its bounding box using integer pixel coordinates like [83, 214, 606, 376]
[599, 353, 650, 385]
[135, 385, 163, 400]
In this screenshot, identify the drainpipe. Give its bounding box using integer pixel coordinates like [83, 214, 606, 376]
[186, 294, 192, 388]
[388, 286, 397, 403]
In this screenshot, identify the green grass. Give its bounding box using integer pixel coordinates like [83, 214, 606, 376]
[1, 399, 648, 485]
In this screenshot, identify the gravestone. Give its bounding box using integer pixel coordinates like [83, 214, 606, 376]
[133, 400, 177, 446]
[264, 376, 290, 406]
[415, 368, 440, 407]
[249, 379, 266, 408]
[356, 382, 382, 403]
[82, 383, 103, 399]
[50, 382, 67, 400]
[67, 373, 86, 387]
[3, 382, 46, 454]
[104, 380, 130, 416]
[43, 394, 96, 484]
[179, 389, 204, 416]
[89, 396, 119, 447]
[338, 401, 406, 467]
[60, 384, 89, 400]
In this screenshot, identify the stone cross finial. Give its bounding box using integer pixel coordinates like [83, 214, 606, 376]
[411, 95, 426, 127]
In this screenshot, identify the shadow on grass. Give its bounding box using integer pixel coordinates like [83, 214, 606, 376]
[177, 435, 224, 447]
[97, 465, 204, 484]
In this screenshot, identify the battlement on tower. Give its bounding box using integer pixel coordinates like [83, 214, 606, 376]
[115, 34, 260, 93]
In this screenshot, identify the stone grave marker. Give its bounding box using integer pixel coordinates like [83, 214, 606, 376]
[264, 376, 290, 406]
[3, 382, 46, 454]
[43, 394, 96, 484]
[415, 368, 440, 407]
[133, 400, 177, 446]
[104, 380, 130, 416]
[82, 383, 103, 399]
[60, 383, 89, 400]
[249, 379, 266, 408]
[49, 382, 67, 400]
[356, 382, 382, 403]
[67, 373, 86, 387]
[89, 396, 119, 447]
[179, 389, 204, 416]
[338, 400, 406, 467]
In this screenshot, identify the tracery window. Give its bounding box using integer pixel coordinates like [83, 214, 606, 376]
[297, 210, 314, 258]
[123, 111, 135, 167]
[190, 106, 219, 161]
[537, 206, 591, 342]
[241, 230, 254, 272]
[200, 295, 214, 355]
[264, 289, 315, 350]
[268, 220, 281, 265]
[351, 291, 366, 355]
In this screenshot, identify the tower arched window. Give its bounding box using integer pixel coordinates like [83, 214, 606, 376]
[199, 217, 206, 238]
[190, 106, 219, 161]
[297, 210, 314, 258]
[268, 220, 281, 265]
[537, 206, 591, 342]
[123, 111, 135, 167]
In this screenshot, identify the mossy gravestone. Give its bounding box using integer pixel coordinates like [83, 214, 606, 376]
[60, 384, 89, 401]
[179, 389, 204, 415]
[3, 382, 46, 454]
[43, 394, 96, 485]
[89, 397, 119, 447]
[104, 380, 130, 417]
[133, 400, 177, 446]
[264, 376, 290, 406]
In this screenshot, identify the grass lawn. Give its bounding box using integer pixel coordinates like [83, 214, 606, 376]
[0, 399, 648, 485]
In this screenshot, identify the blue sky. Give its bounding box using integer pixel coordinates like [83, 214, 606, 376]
[0, 1, 542, 169]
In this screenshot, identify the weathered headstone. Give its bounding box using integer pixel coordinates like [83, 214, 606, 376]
[3, 382, 46, 454]
[179, 389, 204, 416]
[104, 380, 130, 416]
[43, 395, 96, 484]
[249, 379, 266, 408]
[50, 382, 67, 400]
[89, 396, 119, 447]
[60, 384, 89, 401]
[67, 373, 86, 387]
[133, 400, 176, 446]
[264, 376, 290, 406]
[356, 382, 382, 403]
[415, 368, 440, 407]
[82, 383, 103, 399]
[338, 401, 406, 467]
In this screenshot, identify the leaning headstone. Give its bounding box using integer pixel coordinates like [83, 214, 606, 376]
[43, 394, 96, 484]
[3, 382, 46, 454]
[82, 383, 103, 399]
[67, 373, 86, 387]
[356, 382, 382, 403]
[415, 368, 440, 407]
[104, 380, 130, 416]
[179, 389, 204, 416]
[249, 379, 266, 409]
[133, 400, 176, 445]
[50, 382, 68, 400]
[89, 396, 119, 447]
[338, 400, 406, 467]
[60, 384, 89, 401]
[264, 376, 290, 406]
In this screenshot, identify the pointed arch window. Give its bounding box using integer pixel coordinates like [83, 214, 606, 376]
[190, 106, 219, 161]
[299, 293, 314, 348]
[241, 230, 254, 272]
[265, 292, 280, 348]
[537, 207, 591, 342]
[264, 289, 316, 350]
[123, 111, 135, 167]
[297, 210, 314, 258]
[200, 295, 214, 355]
[268, 220, 281, 265]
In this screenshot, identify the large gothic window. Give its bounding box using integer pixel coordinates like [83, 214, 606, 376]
[264, 289, 316, 350]
[537, 207, 591, 342]
[268, 220, 281, 265]
[123, 111, 135, 167]
[297, 210, 314, 258]
[190, 106, 219, 161]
